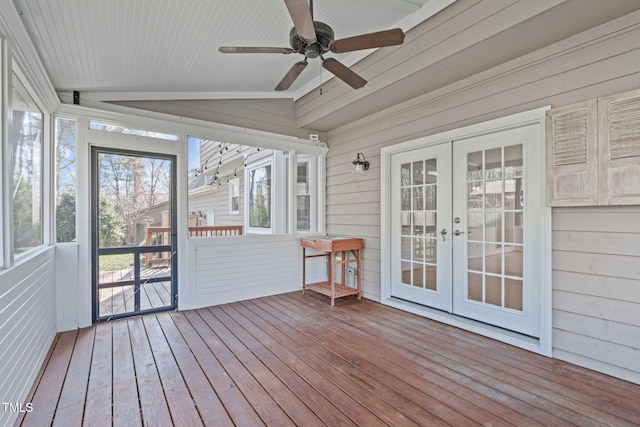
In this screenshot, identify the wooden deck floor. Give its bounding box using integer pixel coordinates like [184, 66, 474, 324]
[98, 281, 172, 318]
[20, 292, 640, 426]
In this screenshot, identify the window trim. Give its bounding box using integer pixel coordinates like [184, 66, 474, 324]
[244, 156, 274, 234]
[296, 154, 317, 233]
[54, 116, 78, 243]
[229, 177, 240, 215]
[0, 39, 8, 268]
[10, 67, 48, 260]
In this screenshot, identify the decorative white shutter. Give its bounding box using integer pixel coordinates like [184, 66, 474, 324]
[598, 88, 640, 205]
[546, 100, 598, 206]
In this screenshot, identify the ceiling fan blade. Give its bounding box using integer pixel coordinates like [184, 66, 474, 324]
[330, 28, 405, 53]
[284, 0, 316, 43]
[322, 58, 367, 89]
[218, 46, 295, 54]
[275, 61, 308, 91]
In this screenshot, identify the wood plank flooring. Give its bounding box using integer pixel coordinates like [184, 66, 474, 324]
[98, 281, 172, 318]
[20, 292, 640, 426]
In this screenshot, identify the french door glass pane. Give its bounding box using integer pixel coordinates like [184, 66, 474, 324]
[466, 144, 524, 312]
[400, 159, 438, 290]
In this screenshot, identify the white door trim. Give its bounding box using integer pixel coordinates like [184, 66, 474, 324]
[381, 106, 552, 356]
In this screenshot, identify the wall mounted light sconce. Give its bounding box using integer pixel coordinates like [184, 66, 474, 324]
[352, 152, 370, 173]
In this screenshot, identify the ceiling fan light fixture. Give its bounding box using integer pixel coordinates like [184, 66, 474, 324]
[305, 44, 320, 58]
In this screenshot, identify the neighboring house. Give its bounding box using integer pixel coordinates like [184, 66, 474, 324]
[187, 141, 277, 230]
[1, 1, 640, 425]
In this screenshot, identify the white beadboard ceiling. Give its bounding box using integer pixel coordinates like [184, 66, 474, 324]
[12, 0, 434, 100]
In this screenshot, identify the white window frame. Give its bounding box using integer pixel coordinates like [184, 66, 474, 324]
[245, 156, 275, 234]
[53, 115, 78, 243]
[296, 154, 318, 233]
[0, 38, 7, 268]
[9, 65, 50, 261]
[244, 152, 289, 235]
[229, 177, 240, 214]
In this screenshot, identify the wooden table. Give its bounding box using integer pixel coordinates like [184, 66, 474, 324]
[300, 236, 363, 306]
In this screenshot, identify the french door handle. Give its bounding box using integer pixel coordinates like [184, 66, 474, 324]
[440, 229, 448, 241]
[453, 229, 465, 236]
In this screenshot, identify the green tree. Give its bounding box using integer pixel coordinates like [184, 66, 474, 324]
[13, 179, 41, 252]
[99, 197, 126, 247]
[250, 181, 270, 227]
[56, 192, 76, 242]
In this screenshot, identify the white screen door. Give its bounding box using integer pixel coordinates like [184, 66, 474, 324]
[390, 124, 542, 337]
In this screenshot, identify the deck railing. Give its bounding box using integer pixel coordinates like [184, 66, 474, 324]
[145, 225, 243, 266]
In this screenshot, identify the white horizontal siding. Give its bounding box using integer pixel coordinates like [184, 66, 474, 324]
[189, 185, 244, 228]
[0, 248, 57, 427]
[184, 235, 305, 309]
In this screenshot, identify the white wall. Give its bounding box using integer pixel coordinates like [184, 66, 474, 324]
[0, 2, 60, 424]
[55, 243, 79, 331]
[324, 9, 640, 383]
[552, 206, 640, 384]
[181, 235, 308, 309]
[0, 248, 57, 427]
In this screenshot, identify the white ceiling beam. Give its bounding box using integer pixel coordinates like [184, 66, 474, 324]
[59, 91, 296, 103]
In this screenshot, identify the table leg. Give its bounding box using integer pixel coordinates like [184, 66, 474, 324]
[341, 250, 346, 288]
[302, 247, 306, 294]
[329, 251, 335, 306]
[356, 249, 362, 300]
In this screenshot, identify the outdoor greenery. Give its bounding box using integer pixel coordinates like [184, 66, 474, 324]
[55, 118, 78, 242]
[98, 153, 171, 246]
[12, 103, 43, 254]
[56, 192, 76, 243]
[99, 197, 126, 247]
[13, 179, 42, 253]
[248, 165, 271, 228]
[99, 253, 134, 271]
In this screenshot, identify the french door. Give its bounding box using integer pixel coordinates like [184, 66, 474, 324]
[91, 147, 177, 322]
[390, 143, 452, 311]
[390, 124, 542, 337]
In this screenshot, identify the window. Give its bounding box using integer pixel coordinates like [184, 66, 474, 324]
[55, 117, 77, 242]
[247, 160, 272, 231]
[187, 135, 322, 235]
[11, 72, 44, 255]
[229, 178, 240, 214]
[297, 157, 316, 231]
[89, 121, 178, 141]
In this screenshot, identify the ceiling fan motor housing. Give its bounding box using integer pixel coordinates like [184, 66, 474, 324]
[289, 21, 334, 58]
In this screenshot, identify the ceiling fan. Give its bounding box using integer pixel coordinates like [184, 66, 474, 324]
[218, 0, 406, 91]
